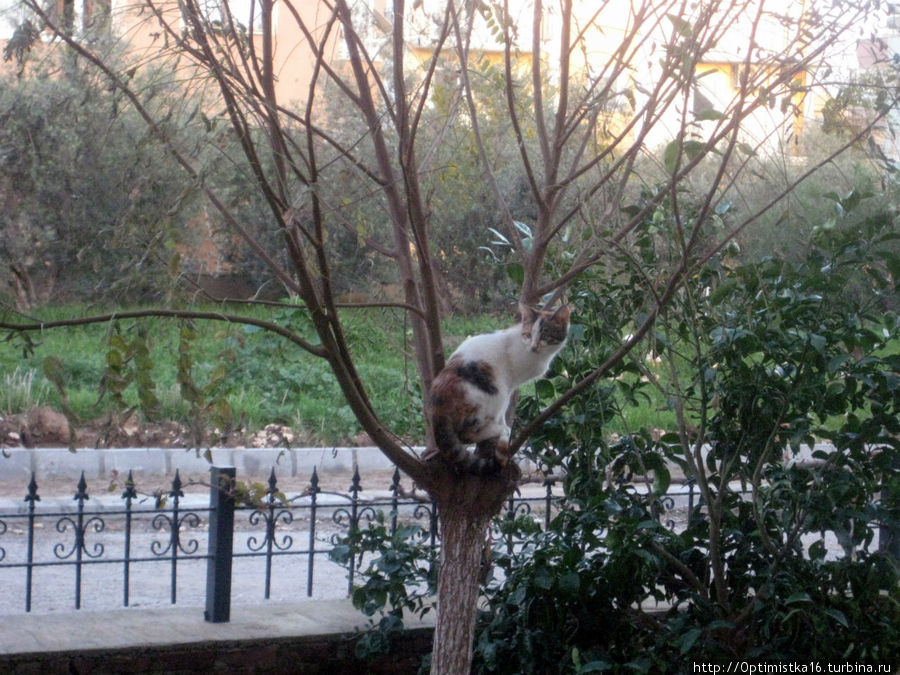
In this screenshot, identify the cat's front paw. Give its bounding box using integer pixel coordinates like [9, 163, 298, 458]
[472, 438, 513, 476]
[469, 456, 501, 477]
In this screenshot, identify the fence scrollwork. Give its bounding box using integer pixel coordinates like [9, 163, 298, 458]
[53, 514, 106, 560]
[247, 469, 295, 553]
[150, 511, 202, 557]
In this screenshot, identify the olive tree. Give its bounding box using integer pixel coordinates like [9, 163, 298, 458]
[0, 58, 197, 307]
[2, 0, 894, 671]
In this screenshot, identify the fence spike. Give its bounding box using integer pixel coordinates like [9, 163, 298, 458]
[390, 467, 401, 494]
[75, 472, 89, 503]
[25, 473, 40, 503]
[350, 465, 362, 495]
[122, 470, 137, 501]
[170, 469, 184, 498]
[267, 467, 278, 501]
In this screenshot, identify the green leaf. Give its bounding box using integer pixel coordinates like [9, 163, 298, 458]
[667, 14, 693, 38]
[709, 279, 739, 306]
[785, 592, 812, 605]
[558, 571, 581, 594]
[840, 190, 863, 212]
[695, 108, 724, 121]
[652, 464, 671, 496]
[678, 627, 703, 655]
[683, 140, 705, 160]
[634, 548, 659, 564]
[487, 227, 510, 246]
[808, 333, 827, 354]
[506, 262, 524, 285]
[513, 220, 533, 238]
[824, 608, 849, 628]
[663, 139, 681, 174]
[533, 566, 554, 590]
[534, 379, 556, 400]
[714, 201, 732, 216]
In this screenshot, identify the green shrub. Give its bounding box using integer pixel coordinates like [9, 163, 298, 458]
[474, 193, 900, 671]
[326, 192, 899, 671]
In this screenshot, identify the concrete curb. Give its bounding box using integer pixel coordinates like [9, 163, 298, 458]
[1, 442, 838, 484]
[0, 446, 404, 483]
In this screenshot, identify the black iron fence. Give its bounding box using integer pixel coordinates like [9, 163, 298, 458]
[0, 464, 570, 619]
[0, 464, 698, 621]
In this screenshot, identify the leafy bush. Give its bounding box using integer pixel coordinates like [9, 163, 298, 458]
[474, 192, 900, 671]
[330, 512, 438, 664]
[337, 192, 899, 672]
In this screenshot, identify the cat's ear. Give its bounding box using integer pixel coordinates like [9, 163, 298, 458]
[551, 305, 570, 323]
[518, 303, 539, 325]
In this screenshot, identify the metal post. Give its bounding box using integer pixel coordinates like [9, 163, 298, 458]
[73, 472, 88, 610]
[24, 473, 39, 613]
[205, 466, 235, 623]
[389, 468, 400, 536]
[879, 453, 899, 560]
[306, 467, 320, 597]
[122, 470, 137, 607]
[347, 467, 362, 595]
[544, 477, 554, 530]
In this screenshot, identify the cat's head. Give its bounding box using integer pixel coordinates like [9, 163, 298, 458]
[519, 304, 570, 353]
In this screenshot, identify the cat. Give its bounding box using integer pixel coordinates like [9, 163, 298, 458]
[427, 304, 570, 475]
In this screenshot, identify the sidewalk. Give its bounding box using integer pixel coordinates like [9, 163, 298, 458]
[0, 599, 434, 674]
[0, 598, 432, 655]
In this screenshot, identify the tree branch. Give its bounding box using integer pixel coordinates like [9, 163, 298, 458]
[0, 307, 327, 356]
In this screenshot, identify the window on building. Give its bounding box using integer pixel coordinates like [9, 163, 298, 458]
[188, 0, 264, 34]
[50, 0, 110, 36]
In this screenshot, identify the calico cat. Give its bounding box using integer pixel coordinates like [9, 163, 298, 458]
[427, 304, 570, 475]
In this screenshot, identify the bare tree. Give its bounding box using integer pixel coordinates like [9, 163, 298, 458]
[1, 0, 892, 671]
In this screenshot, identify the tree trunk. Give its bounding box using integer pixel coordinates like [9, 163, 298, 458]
[431, 506, 490, 674]
[9, 263, 35, 311]
[428, 467, 519, 674]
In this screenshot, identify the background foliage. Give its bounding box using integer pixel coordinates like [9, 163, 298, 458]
[0, 57, 198, 306]
[335, 191, 899, 672]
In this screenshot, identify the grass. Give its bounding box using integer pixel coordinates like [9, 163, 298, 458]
[0, 303, 700, 445]
[1, 367, 51, 415]
[9, 302, 877, 447]
[0, 304, 500, 445]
